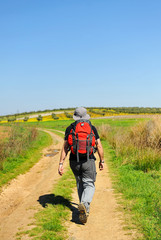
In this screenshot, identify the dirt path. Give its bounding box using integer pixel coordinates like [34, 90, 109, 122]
[0, 130, 65, 240]
[0, 130, 135, 240]
[67, 158, 135, 240]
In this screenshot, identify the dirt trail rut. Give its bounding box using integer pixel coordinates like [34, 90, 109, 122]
[0, 130, 135, 240]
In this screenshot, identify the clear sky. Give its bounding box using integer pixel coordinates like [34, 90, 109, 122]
[0, 0, 161, 116]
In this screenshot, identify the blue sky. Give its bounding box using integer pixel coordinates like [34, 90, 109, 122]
[0, 0, 161, 116]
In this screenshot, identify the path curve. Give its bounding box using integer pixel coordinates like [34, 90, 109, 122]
[0, 130, 65, 240]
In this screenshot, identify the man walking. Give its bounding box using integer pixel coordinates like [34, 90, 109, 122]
[58, 107, 104, 224]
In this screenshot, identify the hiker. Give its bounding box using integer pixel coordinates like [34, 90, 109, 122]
[58, 107, 104, 223]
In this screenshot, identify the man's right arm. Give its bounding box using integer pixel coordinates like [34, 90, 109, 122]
[58, 125, 72, 176]
[58, 140, 69, 176]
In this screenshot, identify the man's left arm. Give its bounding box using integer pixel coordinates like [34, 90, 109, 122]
[93, 125, 104, 170]
[96, 138, 104, 170]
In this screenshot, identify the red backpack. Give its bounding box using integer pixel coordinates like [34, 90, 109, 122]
[68, 120, 96, 162]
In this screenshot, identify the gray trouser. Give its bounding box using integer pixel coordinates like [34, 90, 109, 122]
[70, 159, 97, 206]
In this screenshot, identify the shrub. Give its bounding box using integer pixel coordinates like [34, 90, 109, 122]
[23, 116, 29, 122]
[64, 112, 72, 119]
[37, 115, 43, 121]
[7, 116, 16, 122]
[89, 109, 105, 116]
[51, 113, 59, 120]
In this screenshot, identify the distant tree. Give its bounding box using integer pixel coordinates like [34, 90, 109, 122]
[7, 116, 16, 122]
[37, 115, 43, 121]
[89, 109, 105, 116]
[23, 116, 29, 122]
[64, 111, 73, 119]
[51, 113, 59, 120]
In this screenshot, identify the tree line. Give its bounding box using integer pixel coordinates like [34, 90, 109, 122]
[1, 107, 161, 122]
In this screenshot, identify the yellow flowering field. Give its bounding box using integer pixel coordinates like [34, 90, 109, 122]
[0, 109, 158, 124]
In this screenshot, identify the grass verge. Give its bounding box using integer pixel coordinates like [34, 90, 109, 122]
[0, 130, 52, 189]
[103, 141, 161, 240]
[17, 167, 75, 240]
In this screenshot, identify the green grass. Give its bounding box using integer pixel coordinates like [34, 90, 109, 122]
[0, 130, 52, 189]
[23, 117, 145, 132]
[50, 129, 65, 138]
[21, 120, 73, 132]
[17, 168, 75, 240]
[91, 118, 145, 128]
[103, 141, 161, 240]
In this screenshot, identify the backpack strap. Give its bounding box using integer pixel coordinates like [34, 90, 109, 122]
[75, 119, 91, 125]
[70, 122, 79, 162]
[76, 133, 79, 162]
[71, 129, 77, 154]
[86, 134, 90, 161]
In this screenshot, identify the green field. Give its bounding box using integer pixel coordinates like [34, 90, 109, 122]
[16, 117, 144, 131]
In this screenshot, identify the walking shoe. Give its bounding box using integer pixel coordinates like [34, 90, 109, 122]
[78, 203, 88, 224]
[84, 202, 90, 215]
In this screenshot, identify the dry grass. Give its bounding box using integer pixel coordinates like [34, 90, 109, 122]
[0, 124, 38, 170]
[98, 118, 161, 172]
[0, 126, 10, 140]
[129, 117, 161, 149]
[97, 124, 112, 140]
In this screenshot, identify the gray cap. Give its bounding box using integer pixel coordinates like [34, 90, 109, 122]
[73, 107, 90, 120]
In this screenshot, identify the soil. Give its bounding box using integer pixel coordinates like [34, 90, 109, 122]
[0, 130, 136, 240]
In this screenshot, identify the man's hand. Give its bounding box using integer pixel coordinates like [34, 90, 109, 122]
[96, 139, 104, 171]
[58, 163, 64, 176]
[58, 140, 69, 176]
[99, 161, 104, 170]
